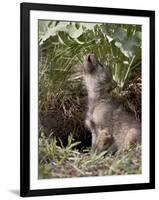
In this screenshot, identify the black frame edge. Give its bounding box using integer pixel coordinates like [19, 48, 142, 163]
[149, 11, 155, 188]
[21, 2, 155, 16]
[22, 183, 155, 197]
[20, 3, 30, 197]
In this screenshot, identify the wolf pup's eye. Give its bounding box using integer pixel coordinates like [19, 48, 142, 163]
[99, 63, 104, 68]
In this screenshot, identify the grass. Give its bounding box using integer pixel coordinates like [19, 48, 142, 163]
[39, 133, 141, 179]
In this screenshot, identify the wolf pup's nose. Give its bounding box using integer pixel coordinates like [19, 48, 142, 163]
[86, 53, 97, 66]
[83, 53, 97, 74]
[87, 54, 91, 62]
[86, 53, 96, 64]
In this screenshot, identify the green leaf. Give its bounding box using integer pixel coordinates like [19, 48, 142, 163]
[58, 31, 74, 45]
[75, 23, 80, 29]
[55, 21, 60, 27]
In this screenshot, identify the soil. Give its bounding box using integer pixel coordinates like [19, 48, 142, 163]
[39, 98, 91, 149]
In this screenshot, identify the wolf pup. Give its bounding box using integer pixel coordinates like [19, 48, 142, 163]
[81, 53, 141, 153]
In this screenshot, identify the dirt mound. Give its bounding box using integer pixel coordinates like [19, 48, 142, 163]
[39, 96, 91, 149]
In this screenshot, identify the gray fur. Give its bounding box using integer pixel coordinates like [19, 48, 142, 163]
[81, 53, 141, 153]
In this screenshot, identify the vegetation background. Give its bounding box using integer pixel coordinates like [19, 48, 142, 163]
[38, 20, 141, 179]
